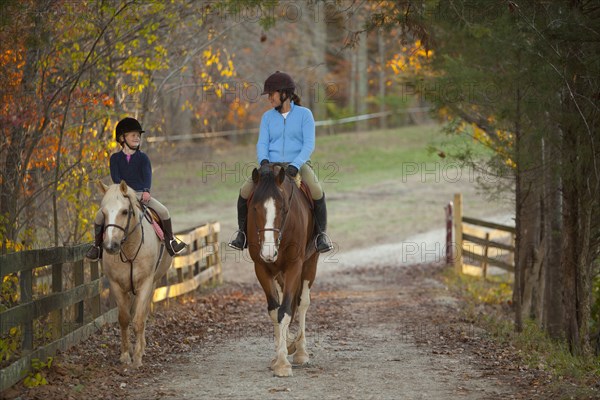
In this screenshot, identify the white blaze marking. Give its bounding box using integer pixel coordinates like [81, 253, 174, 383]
[104, 208, 121, 243]
[261, 198, 277, 261]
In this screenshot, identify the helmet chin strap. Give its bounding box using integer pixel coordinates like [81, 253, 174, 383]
[123, 139, 139, 151]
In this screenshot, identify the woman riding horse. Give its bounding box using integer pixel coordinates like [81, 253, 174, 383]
[228, 71, 333, 254]
[248, 163, 319, 377]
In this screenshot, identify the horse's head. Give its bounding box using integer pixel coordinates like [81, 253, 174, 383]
[249, 164, 289, 263]
[98, 180, 140, 255]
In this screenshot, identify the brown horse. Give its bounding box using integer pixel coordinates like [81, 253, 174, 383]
[98, 181, 172, 368]
[247, 164, 319, 377]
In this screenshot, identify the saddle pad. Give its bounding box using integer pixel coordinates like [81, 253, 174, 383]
[144, 207, 165, 241]
[299, 182, 314, 209]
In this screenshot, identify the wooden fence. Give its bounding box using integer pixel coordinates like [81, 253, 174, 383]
[0, 221, 221, 392]
[451, 193, 515, 277]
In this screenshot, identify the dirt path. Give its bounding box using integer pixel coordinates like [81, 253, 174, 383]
[3, 229, 552, 400]
[128, 259, 516, 400]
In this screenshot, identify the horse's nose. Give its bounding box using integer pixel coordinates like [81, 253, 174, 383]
[104, 241, 120, 255]
[260, 245, 278, 263]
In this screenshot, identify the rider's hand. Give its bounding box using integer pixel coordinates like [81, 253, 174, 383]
[141, 191, 151, 204]
[286, 165, 298, 178]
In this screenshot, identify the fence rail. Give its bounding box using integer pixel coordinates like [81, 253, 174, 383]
[0, 221, 221, 392]
[450, 193, 515, 277]
[145, 107, 431, 143]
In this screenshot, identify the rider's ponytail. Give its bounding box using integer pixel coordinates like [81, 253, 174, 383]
[290, 93, 302, 106]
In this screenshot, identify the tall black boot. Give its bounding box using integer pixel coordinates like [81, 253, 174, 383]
[85, 223, 104, 261]
[162, 218, 186, 256]
[228, 195, 248, 250]
[313, 194, 333, 253]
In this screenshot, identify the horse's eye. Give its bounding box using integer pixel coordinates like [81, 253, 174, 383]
[121, 210, 128, 216]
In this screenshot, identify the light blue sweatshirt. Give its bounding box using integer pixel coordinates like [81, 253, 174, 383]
[256, 101, 315, 170]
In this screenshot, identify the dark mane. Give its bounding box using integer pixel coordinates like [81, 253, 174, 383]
[251, 165, 285, 204]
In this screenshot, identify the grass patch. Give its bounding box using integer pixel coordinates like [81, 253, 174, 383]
[153, 124, 480, 212]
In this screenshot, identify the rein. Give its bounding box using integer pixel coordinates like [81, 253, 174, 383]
[103, 198, 147, 295]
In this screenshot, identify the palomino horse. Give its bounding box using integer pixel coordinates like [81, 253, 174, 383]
[247, 164, 319, 377]
[98, 181, 172, 368]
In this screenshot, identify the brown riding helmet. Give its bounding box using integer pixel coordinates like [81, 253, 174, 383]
[261, 71, 295, 95]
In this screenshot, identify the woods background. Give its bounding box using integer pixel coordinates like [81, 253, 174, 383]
[1, 0, 598, 365]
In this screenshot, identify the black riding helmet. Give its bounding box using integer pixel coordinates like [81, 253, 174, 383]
[115, 117, 144, 149]
[261, 71, 295, 95]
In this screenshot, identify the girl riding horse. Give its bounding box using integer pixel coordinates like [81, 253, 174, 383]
[86, 117, 186, 260]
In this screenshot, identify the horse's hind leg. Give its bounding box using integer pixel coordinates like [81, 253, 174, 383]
[293, 280, 311, 365]
[131, 279, 154, 368]
[110, 283, 133, 364]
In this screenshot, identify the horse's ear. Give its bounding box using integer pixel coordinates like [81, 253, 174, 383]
[97, 180, 109, 194]
[277, 166, 285, 185]
[119, 180, 129, 195]
[252, 168, 259, 184]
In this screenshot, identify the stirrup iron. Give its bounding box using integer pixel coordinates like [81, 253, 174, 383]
[228, 230, 247, 250]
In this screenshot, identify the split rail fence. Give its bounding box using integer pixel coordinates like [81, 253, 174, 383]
[448, 193, 515, 277]
[0, 221, 221, 392]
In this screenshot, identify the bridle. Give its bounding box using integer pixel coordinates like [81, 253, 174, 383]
[103, 196, 146, 294]
[104, 201, 139, 245]
[255, 181, 295, 252]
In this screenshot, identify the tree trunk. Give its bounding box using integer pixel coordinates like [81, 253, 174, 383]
[356, 29, 368, 132]
[514, 86, 545, 329]
[377, 29, 387, 130]
[561, 128, 595, 357]
[541, 132, 564, 339]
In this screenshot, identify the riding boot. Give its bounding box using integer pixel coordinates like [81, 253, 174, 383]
[228, 195, 248, 250]
[85, 223, 104, 261]
[313, 194, 333, 253]
[162, 218, 186, 256]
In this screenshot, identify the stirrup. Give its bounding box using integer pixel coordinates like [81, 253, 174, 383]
[228, 230, 247, 250]
[166, 239, 186, 256]
[315, 233, 333, 253]
[171, 239, 186, 254]
[85, 245, 102, 261]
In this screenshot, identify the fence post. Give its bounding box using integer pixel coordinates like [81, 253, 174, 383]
[453, 193, 463, 274]
[51, 262, 63, 339]
[19, 267, 33, 351]
[90, 260, 101, 319]
[482, 232, 490, 279]
[445, 201, 453, 266]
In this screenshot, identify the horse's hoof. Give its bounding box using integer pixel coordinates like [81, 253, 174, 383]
[120, 353, 131, 364]
[293, 352, 309, 365]
[272, 364, 293, 377]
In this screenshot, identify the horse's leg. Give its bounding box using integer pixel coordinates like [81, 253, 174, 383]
[254, 265, 283, 371]
[131, 278, 154, 368]
[267, 283, 297, 356]
[110, 282, 132, 364]
[272, 264, 302, 377]
[292, 279, 311, 365]
[269, 279, 282, 365]
[294, 256, 317, 365]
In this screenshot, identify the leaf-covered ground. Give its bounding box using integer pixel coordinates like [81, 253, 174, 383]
[4, 261, 595, 400]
